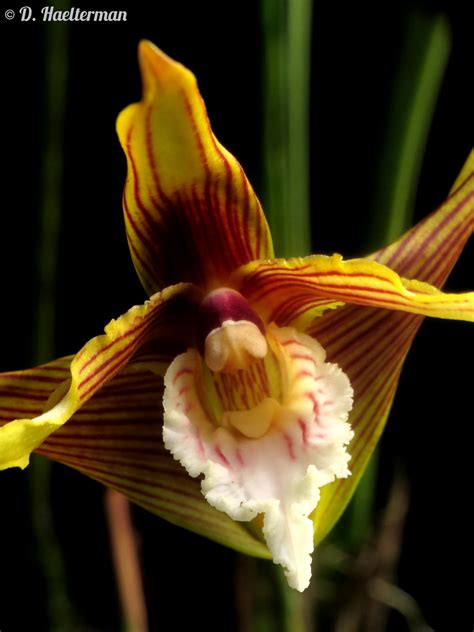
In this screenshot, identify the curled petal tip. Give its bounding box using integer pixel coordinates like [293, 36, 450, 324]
[137, 40, 190, 92]
[138, 39, 157, 55]
[138, 40, 168, 69]
[118, 39, 272, 294]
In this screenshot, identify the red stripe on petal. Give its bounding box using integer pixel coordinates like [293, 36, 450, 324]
[37, 362, 268, 558]
[117, 43, 273, 295]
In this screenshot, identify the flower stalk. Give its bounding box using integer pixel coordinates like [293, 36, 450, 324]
[105, 490, 148, 632]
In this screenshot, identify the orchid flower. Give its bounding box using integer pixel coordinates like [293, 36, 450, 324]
[1, 41, 473, 592]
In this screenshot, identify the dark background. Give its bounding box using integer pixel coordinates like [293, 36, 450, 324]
[0, 1, 472, 630]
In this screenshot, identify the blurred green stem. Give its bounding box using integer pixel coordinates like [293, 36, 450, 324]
[30, 2, 75, 629]
[368, 12, 451, 248]
[260, 0, 313, 629]
[262, 0, 313, 258]
[349, 11, 451, 549]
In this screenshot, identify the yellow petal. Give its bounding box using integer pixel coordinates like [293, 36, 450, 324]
[371, 155, 474, 285]
[234, 161, 474, 328]
[0, 283, 195, 470]
[449, 149, 474, 195]
[307, 154, 474, 543]
[308, 305, 415, 544]
[38, 361, 269, 559]
[0, 358, 72, 469]
[117, 41, 273, 295]
[234, 252, 474, 328]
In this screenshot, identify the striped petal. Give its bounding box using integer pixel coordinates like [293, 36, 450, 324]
[117, 41, 273, 295]
[233, 163, 474, 328]
[234, 253, 474, 327]
[232, 170, 474, 327]
[0, 355, 72, 429]
[0, 283, 195, 470]
[37, 363, 269, 559]
[307, 154, 474, 544]
[0, 357, 267, 557]
[370, 154, 474, 281]
[309, 308, 418, 544]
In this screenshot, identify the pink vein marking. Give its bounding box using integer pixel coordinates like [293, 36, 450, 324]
[172, 367, 193, 385]
[194, 428, 205, 459]
[298, 420, 309, 447]
[283, 433, 296, 461]
[214, 445, 232, 469]
[296, 370, 314, 380]
[306, 392, 320, 417]
[290, 353, 316, 364]
[235, 449, 245, 467]
[280, 338, 299, 347]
